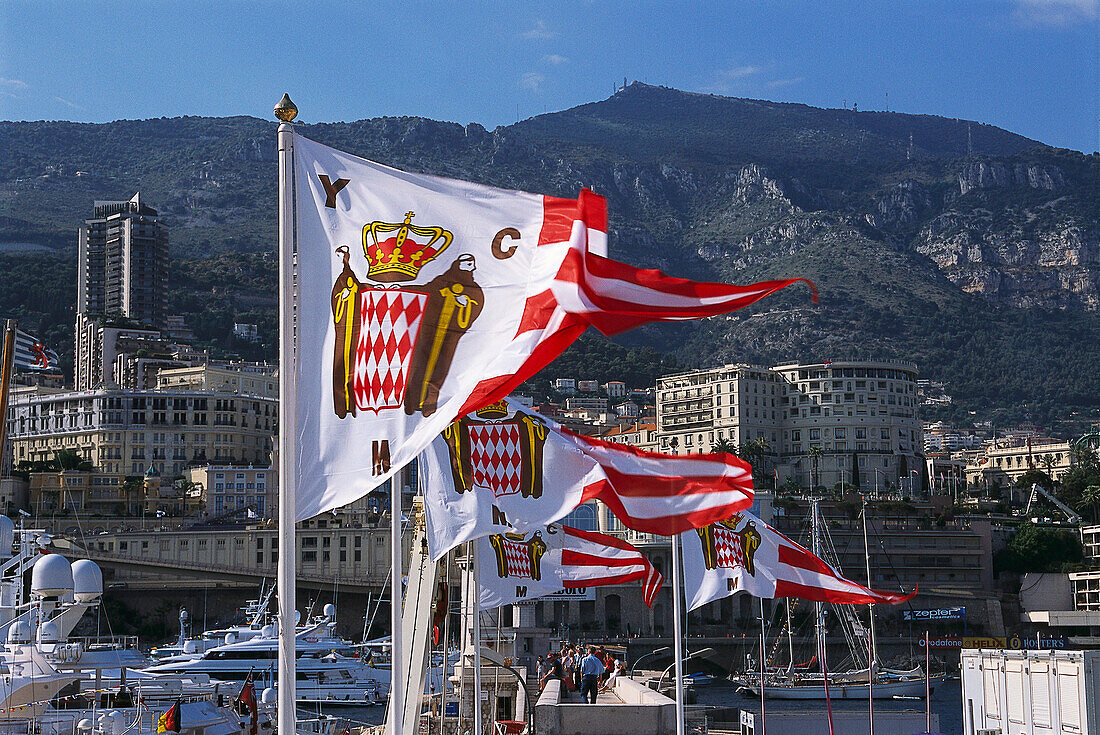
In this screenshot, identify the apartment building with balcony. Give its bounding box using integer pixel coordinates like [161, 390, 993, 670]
[7, 385, 277, 479]
[653, 360, 924, 492]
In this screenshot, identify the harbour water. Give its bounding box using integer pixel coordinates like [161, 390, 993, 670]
[695, 678, 962, 734]
[302, 678, 964, 734]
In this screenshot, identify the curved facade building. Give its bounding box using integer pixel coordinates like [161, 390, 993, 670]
[773, 360, 923, 494]
[655, 360, 924, 494]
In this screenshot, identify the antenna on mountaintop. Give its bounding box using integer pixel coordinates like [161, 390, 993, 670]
[967, 124, 973, 156]
[624, 76, 628, 91]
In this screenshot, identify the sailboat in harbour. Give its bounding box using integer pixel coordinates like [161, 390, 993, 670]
[738, 498, 943, 700]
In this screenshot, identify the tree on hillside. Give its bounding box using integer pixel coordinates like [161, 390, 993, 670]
[1062, 446, 1100, 517]
[995, 523, 1083, 574]
[1015, 468, 1054, 494]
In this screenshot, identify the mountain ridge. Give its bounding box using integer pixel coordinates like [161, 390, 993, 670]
[0, 84, 1095, 429]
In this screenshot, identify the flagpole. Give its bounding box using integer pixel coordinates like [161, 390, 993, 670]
[471, 542, 484, 735]
[670, 534, 685, 735]
[758, 598, 767, 735]
[274, 94, 298, 735]
[390, 475, 404, 735]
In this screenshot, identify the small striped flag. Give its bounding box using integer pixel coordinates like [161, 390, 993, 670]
[682, 509, 915, 611]
[478, 523, 663, 609]
[11, 329, 60, 372]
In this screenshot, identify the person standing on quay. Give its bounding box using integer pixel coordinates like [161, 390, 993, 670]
[580, 646, 604, 704]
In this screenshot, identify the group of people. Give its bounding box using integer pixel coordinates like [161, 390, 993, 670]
[537, 645, 626, 703]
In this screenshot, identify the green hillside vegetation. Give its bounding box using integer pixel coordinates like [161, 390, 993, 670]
[0, 84, 1096, 430]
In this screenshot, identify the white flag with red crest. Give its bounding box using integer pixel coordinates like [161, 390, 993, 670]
[477, 523, 662, 609]
[290, 133, 813, 520]
[681, 509, 915, 611]
[421, 398, 754, 561]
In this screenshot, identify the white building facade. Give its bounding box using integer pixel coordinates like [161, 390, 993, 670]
[656, 360, 924, 492]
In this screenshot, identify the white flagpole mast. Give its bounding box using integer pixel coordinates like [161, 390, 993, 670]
[390, 476, 404, 735]
[472, 543, 483, 735]
[671, 534, 685, 735]
[274, 93, 299, 735]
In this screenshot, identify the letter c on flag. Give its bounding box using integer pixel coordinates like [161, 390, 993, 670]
[492, 228, 521, 259]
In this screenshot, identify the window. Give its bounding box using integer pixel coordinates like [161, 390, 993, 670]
[302, 550, 317, 563]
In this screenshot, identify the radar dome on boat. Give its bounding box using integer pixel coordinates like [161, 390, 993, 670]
[0, 515, 14, 558]
[225, 632, 237, 645]
[76, 719, 93, 732]
[323, 603, 336, 619]
[179, 608, 189, 622]
[71, 559, 103, 602]
[261, 624, 275, 638]
[295, 610, 301, 624]
[183, 640, 198, 654]
[261, 688, 277, 704]
[31, 554, 73, 597]
[37, 620, 60, 644]
[7, 621, 31, 644]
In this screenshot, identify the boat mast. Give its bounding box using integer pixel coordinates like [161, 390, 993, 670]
[861, 496, 878, 668]
[811, 497, 825, 677]
[785, 600, 794, 672]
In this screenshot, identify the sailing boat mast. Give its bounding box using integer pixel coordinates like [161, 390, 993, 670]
[785, 600, 795, 672]
[811, 497, 826, 676]
[861, 496, 878, 667]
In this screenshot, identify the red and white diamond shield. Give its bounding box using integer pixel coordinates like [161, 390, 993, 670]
[713, 526, 745, 569]
[468, 423, 523, 497]
[501, 538, 533, 578]
[353, 288, 427, 412]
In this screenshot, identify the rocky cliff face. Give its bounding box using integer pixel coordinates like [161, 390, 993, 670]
[910, 157, 1098, 310]
[956, 160, 1066, 195]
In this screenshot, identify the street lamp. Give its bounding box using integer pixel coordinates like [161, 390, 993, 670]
[629, 646, 671, 679]
[874, 468, 886, 500]
[656, 647, 717, 691]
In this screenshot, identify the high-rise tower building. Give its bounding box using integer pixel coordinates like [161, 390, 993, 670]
[77, 193, 168, 329]
[76, 194, 169, 389]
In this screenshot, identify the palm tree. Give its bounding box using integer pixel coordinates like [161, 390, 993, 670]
[1082, 484, 1100, 524]
[710, 438, 737, 455]
[1041, 453, 1056, 479]
[808, 445, 824, 494]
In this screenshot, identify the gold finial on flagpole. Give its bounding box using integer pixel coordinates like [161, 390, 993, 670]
[274, 93, 298, 122]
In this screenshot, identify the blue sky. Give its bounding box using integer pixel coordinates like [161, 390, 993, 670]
[1, 0, 1096, 152]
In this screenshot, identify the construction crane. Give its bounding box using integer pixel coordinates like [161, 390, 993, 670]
[1024, 483, 1081, 525]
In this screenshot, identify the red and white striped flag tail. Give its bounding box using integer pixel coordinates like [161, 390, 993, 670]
[458, 190, 816, 413]
[290, 134, 806, 520]
[680, 510, 915, 612]
[477, 523, 663, 609]
[421, 398, 753, 562]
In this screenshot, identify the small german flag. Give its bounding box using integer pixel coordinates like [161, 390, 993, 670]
[157, 700, 181, 733]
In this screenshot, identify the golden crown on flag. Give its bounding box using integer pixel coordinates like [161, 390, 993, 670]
[475, 400, 509, 420]
[362, 211, 453, 282]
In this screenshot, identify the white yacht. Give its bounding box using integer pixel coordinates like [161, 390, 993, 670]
[145, 606, 389, 706]
[0, 515, 276, 735]
[150, 586, 276, 661]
